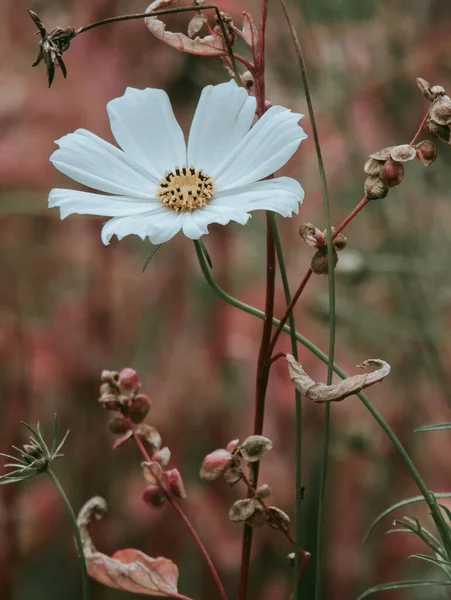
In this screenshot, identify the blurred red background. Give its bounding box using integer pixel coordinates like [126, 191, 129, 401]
[1, 1, 451, 599]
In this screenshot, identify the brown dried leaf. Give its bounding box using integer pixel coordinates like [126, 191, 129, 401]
[77, 497, 179, 596]
[286, 355, 390, 403]
[145, 0, 226, 56]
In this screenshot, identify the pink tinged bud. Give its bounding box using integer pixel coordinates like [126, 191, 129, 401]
[118, 368, 140, 391]
[256, 484, 271, 499]
[152, 447, 171, 468]
[167, 469, 187, 500]
[379, 159, 404, 188]
[108, 417, 130, 435]
[129, 394, 152, 424]
[199, 449, 233, 480]
[226, 439, 240, 453]
[143, 484, 167, 509]
[415, 140, 438, 166]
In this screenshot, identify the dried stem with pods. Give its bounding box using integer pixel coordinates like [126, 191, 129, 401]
[3, 2, 451, 600]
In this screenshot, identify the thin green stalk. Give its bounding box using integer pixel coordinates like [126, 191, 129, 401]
[193, 244, 451, 555]
[269, 214, 304, 589]
[46, 467, 89, 600]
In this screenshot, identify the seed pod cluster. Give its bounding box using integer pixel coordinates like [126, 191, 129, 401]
[299, 223, 347, 275]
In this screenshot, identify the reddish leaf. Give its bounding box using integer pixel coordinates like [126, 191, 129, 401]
[78, 497, 179, 596]
[113, 429, 133, 450]
[145, 0, 226, 56]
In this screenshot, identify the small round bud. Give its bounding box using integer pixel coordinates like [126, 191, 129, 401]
[431, 85, 446, 98]
[129, 394, 152, 423]
[415, 140, 437, 166]
[200, 449, 232, 480]
[255, 484, 271, 499]
[333, 233, 347, 252]
[118, 368, 140, 392]
[143, 484, 167, 509]
[167, 469, 187, 500]
[379, 159, 404, 188]
[364, 176, 389, 200]
[311, 249, 338, 275]
[108, 417, 130, 435]
[23, 444, 41, 458]
[242, 71, 254, 89]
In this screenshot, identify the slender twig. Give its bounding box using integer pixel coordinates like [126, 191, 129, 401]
[73, 5, 241, 83]
[131, 431, 228, 600]
[194, 245, 451, 555]
[46, 468, 90, 600]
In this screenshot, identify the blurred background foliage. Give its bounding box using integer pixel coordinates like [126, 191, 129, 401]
[1, 0, 451, 599]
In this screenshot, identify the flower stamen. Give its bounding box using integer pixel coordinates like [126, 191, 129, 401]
[157, 166, 214, 212]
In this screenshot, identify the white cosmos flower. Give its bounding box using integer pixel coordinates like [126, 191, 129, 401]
[49, 80, 307, 245]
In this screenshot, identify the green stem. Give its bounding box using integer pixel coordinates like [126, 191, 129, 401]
[269, 214, 305, 588]
[46, 467, 90, 600]
[193, 244, 451, 555]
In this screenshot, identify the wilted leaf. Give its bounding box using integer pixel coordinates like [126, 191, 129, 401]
[77, 497, 179, 596]
[145, 0, 226, 56]
[286, 355, 390, 403]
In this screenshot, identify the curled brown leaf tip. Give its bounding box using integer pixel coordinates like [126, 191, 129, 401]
[286, 355, 390, 403]
[77, 496, 179, 596]
[145, 0, 226, 56]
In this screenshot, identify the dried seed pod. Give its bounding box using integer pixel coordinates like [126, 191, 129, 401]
[239, 435, 273, 462]
[229, 499, 258, 522]
[245, 505, 268, 528]
[98, 394, 122, 411]
[364, 157, 384, 176]
[379, 159, 404, 188]
[118, 368, 140, 392]
[333, 233, 347, 252]
[427, 119, 451, 145]
[108, 417, 130, 435]
[369, 147, 394, 161]
[223, 464, 242, 485]
[200, 449, 233, 480]
[167, 469, 187, 500]
[142, 461, 163, 485]
[415, 140, 437, 166]
[100, 382, 117, 396]
[226, 439, 240, 453]
[267, 506, 291, 530]
[129, 394, 152, 423]
[152, 447, 171, 468]
[389, 145, 416, 163]
[429, 95, 451, 126]
[101, 370, 119, 384]
[136, 425, 162, 452]
[364, 176, 389, 200]
[255, 484, 271, 499]
[311, 248, 338, 275]
[416, 77, 434, 102]
[430, 85, 446, 98]
[143, 484, 167, 509]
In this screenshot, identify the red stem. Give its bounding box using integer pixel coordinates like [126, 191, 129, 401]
[409, 110, 429, 146]
[131, 431, 228, 600]
[287, 550, 311, 600]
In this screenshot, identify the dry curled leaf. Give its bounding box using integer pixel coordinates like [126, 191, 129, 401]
[286, 355, 390, 403]
[242, 12, 258, 48]
[77, 497, 179, 596]
[145, 0, 226, 56]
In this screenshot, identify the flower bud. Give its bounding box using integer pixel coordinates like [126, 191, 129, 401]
[379, 159, 404, 188]
[108, 417, 130, 435]
[200, 449, 232, 480]
[255, 484, 271, 499]
[143, 484, 167, 509]
[239, 435, 273, 462]
[430, 85, 446, 98]
[167, 469, 187, 500]
[118, 368, 140, 391]
[129, 394, 152, 423]
[364, 176, 389, 200]
[333, 233, 347, 252]
[415, 140, 437, 166]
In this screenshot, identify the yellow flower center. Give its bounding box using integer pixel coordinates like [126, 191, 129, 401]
[156, 166, 214, 212]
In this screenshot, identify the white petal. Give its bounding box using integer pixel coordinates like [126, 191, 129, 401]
[212, 177, 304, 216]
[187, 80, 256, 175]
[178, 206, 251, 239]
[101, 210, 183, 245]
[107, 87, 186, 180]
[212, 106, 307, 190]
[51, 129, 158, 197]
[49, 188, 160, 219]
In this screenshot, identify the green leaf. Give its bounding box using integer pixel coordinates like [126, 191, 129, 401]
[415, 423, 451, 433]
[357, 580, 451, 599]
[363, 493, 451, 546]
[142, 244, 161, 273]
[198, 238, 213, 269]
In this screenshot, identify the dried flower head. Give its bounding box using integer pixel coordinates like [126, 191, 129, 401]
[28, 10, 75, 87]
[0, 417, 69, 484]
